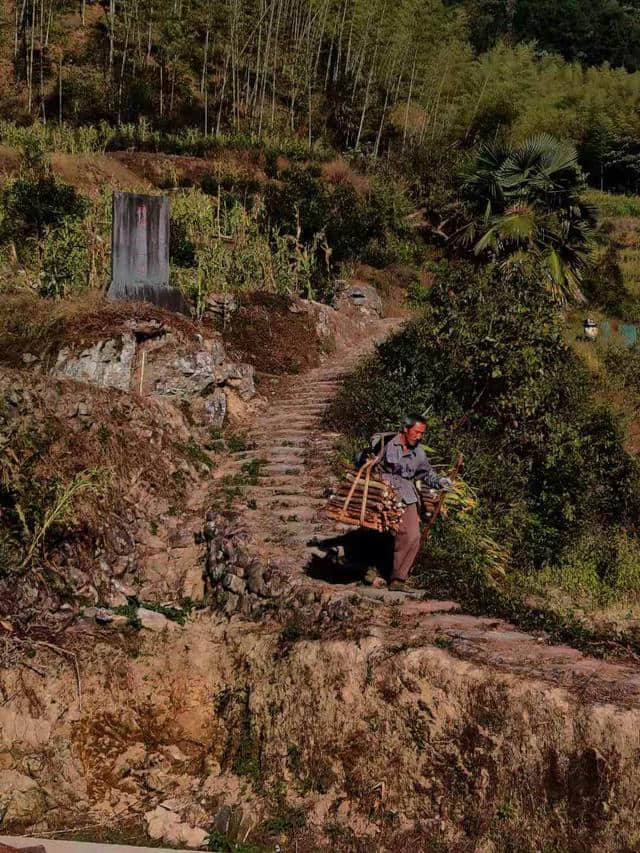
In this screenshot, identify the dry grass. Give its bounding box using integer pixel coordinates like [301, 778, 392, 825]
[321, 159, 371, 195]
[114, 149, 268, 189]
[0, 292, 201, 368]
[0, 358, 203, 617]
[222, 291, 326, 374]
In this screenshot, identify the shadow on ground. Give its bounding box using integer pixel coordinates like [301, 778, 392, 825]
[304, 528, 393, 584]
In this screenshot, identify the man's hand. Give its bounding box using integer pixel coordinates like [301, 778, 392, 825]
[438, 476, 453, 492]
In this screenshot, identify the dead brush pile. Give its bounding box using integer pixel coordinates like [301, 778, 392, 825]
[0, 366, 203, 625]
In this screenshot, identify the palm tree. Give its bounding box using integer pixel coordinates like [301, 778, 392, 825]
[458, 134, 596, 303]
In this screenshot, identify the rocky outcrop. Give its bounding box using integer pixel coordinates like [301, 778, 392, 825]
[49, 320, 255, 431]
[53, 334, 137, 391]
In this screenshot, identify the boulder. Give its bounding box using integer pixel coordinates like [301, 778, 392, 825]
[246, 564, 266, 596]
[137, 607, 177, 632]
[222, 592, 240, 616]
[223, 573, 245, 596]
[181, 562, 206, 602]
[52, 334, 136, 391]
[224, 363, 255, 400]
[145, 804, 208, 848]
[0, 770, 46, 823]
[336, 282, 383, 316]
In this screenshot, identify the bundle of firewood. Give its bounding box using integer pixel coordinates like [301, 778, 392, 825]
[326, 470, 405, 532]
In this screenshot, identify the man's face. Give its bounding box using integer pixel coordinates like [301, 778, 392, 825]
[404, 421, 425, 448]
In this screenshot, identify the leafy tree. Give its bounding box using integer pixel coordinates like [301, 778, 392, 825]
[457, 133, 596, 302]
[452, 0, 640, 72]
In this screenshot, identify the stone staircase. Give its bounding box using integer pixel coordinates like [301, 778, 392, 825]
[212, 321, 399, 575]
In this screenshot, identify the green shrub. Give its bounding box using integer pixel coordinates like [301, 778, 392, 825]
[263, 166, 414, 269]
[332, 261, 640, 577]
[0, 171, 87, 247]
[532, 528, 640, 604]
[40, 219, 90, 298]
[582, 245, 633, 318]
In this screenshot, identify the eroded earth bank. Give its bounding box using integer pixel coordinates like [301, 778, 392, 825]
[2, 292, 640, 853]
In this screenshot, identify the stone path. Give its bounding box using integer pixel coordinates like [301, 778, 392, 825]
[213, 317, 406, 573]
[211, 316, 640, 708]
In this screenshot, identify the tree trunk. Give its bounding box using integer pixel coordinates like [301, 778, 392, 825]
[58, 60, 62, 123]
[45, 0, 52, 46]
[28, 0, 35, 113]
[402, 55, 416, 151]
[117, 14, 131, 124]
[374, 85, 389, 158]
[217, 52, 229, 134]
[200, 26, 209, 94]
[40, 0, 46, 121]
[109, 0, 116, 73]
[169, 56, 176, 116]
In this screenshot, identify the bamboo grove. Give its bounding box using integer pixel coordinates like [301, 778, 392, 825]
[4, 0, 640, 186]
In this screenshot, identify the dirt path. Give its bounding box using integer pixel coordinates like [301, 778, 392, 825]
[212, 320, 640, 709]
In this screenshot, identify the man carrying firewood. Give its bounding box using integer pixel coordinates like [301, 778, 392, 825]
[379, 414, 452, 591]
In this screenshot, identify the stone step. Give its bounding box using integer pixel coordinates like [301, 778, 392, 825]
[277, 506, 322, 522]
[253, 463, 305, 475]
[258, 476, 305, 487]
[282, 392, 336, 399]
[273, 501, 326, 513]
[224, 465, 305, 479]
[354, 588, 461, 610]
[248, 440, 334, 452]
[261, 416, 317, 425]
[273, 401, 329, 408]
[229, 448, 307, 460]
[273, 399, 330, 406]
[245, 486, 321, 497]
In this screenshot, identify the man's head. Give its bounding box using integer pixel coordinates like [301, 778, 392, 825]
[401, 414, 426, 448]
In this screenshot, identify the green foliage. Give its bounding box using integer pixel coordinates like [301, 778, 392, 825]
[458, 0, 640, 72]
[458, 134, 596, 302]
[0, 121, 330, 161]
[207, 832, 264, 853]
[0, 411, 104, 571]
[332, 262, 640, 581]
[582, 245, 634, 318]
[216, 459, 267, 508]
[40, 218, 90, 298]
[241, 458, 267, 484]
[174, 438, 214, 471]
[530, 527, 640, 608]
[226, 434, 248, 452]
[170, 192, 326, 312]
[232, 688, 262, 787]
[264, 167, 414, 269]
[261, 804, 307, 832]
[112, 603, 143, 630]
[0, 169, 87, 246]
[587, 190, 640, 218]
